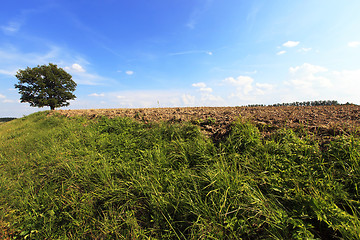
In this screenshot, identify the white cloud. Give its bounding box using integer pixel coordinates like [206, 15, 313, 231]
[332, 69, 360, 102]
[191, 81, 222, 104]
[284, 63, 333, 99]
[182, 94, 196, 105]
[200, 87, 213, 93]
[125, 70, 134, 75]
[3, 99, 15, 103]
[192, 82, 213, 93]
[283, 41, 300, 48]
[255, 83, 274, 95]
[88, 93, 105, 97]
[201, 94, 223, 103]
[192, 82, 207, 88]
[223, 76, 254, 96]
[348, 41, 360, 48]
[63, 63, 113, 86]
[0, 94, 16, 104]
[64, 63, 85, 73]
[281, 64, 360, 104]
[71, 63, 85, 72]
[299, 48, 312, 52]
[221, 75, 276, 103]
[289, 63, 328, 75]
[256, 83, 273, 91]
[223, 76, 254, 87]
[207, 51, 213, 55]
[277, 50, 286, 55]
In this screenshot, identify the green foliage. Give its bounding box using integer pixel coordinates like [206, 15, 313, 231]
[1, 112, 360, 239]
[15, 63, 77, 110]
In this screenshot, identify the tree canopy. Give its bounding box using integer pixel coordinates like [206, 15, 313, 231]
[15, 63, 77, 110]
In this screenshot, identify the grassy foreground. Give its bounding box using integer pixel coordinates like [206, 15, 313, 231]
[1, 112, 360, 239]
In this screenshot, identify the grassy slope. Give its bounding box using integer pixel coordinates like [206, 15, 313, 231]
[1, 111, 360, 239]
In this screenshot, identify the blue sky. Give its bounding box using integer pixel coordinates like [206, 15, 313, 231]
[1, 0, 360, 117]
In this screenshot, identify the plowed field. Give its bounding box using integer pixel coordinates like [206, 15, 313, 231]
[55, 105, 360, 140]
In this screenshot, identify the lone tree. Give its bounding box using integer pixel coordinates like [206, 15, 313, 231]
[15, 63, 77, 110]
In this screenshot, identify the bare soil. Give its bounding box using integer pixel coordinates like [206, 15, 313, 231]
[54, 105, 360, 141]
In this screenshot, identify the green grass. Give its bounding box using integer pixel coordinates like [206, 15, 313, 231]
[1, 111, 360, 239]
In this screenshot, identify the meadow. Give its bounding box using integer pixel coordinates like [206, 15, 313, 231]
[1, 111, 360, 239]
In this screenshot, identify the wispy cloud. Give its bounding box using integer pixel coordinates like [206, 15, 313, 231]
[245, 70, 257, 75]
[169, 50, 213, 56]
[0, 45, 54, 65]
[0, 93, 16, 104]
[71, 72, 112, 86]
[298, 48, 312, 52]
[186, 20, 196, 30]
[0, 45, 110, 85]
[88, 93, 105, 97]
[61, 62, 110, 85]
[348, 41, 360, 48]
[277, 50, 286, 55]
[246, 6, 260, 23]
[126, 70, 134, 75]
[3, 99, 15, 103]
[1, 6, 54, 35]
[0, 69, 17, 76]
[283, 41, 300, 48]
[186, 0, 213, 29]
[1, 21, 22, 34]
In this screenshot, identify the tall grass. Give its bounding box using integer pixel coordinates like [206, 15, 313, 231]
[1, 112, 359, 239]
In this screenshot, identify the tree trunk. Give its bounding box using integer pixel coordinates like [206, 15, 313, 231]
[50, 105, 55, 110]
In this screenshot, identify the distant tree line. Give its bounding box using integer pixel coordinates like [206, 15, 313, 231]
[272, 100, 340, 107]
[245, 100, 353, 107]
[0, 117, 17, 123]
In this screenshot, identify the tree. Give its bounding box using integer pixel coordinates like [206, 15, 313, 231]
[15, 63, 77, 110]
